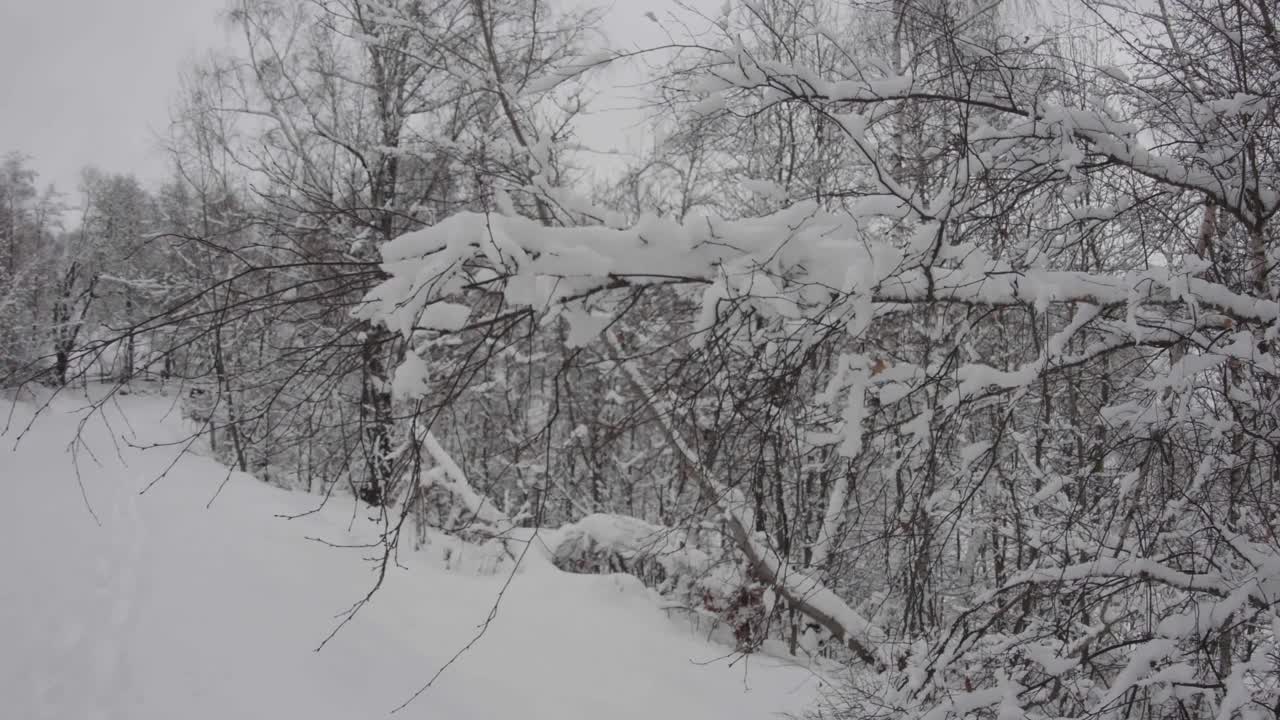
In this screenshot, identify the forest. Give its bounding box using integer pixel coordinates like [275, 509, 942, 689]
[2, 0, 1279, 718]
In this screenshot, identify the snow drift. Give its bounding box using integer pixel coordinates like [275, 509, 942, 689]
[0, 388, 821, 719]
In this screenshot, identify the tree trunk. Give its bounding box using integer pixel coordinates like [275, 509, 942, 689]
[359, 326, 394, 506]
[122, 293, 135, 381]
[54, 348, 69, 387]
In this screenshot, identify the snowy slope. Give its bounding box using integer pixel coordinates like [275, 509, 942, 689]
[0, 388, 821, 720]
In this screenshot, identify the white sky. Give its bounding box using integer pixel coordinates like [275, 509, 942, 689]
[0, 0, 235, 198]
[0, 0, 708, 202]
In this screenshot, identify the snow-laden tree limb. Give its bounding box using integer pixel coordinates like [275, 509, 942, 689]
[362, 207, 1279, 344]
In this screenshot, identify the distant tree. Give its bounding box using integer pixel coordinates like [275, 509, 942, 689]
[0, 152, 63, 382]
[73, 169, 158, 382]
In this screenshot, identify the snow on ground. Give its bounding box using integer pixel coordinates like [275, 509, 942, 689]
[0, 387, 822, 719]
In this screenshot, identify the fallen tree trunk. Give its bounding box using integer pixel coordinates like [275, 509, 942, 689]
[603, 331, 888, 670]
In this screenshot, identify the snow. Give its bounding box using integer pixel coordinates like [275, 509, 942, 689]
[418, 301, 472, 331]
[392, 351, 431, 400]
[0, 388, 821, 720]
[563, 308, 615, 348]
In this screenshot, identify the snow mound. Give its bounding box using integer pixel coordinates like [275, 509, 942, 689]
[0, 389, 821, 719]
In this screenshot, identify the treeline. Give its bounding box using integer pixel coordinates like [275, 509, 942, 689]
[1, 158, 172, 385]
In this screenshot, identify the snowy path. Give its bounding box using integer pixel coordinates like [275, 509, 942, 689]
[0, 390, 820, 719]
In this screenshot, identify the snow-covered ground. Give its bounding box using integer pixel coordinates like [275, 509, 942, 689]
[0, 387, 822, 719]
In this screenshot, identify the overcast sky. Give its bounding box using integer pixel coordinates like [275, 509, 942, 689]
[0, 0, 701, 203]
[0, 0, 235, 197]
